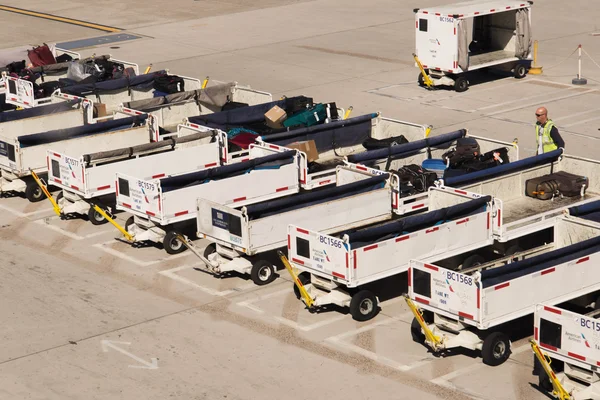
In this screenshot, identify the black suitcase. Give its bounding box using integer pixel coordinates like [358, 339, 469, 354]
[285, 96, 313, 115]
[526, 172, 589, 200]
[394, 164, 437, 193]
[442, 137, 481, 168]
[153, 75, 185, 94]
[362, 135, 409, 150]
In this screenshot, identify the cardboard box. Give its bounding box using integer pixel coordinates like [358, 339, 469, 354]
[93, 103, 107, 118]
[287, 140, 319, 163]
[264, 105, 287, 128]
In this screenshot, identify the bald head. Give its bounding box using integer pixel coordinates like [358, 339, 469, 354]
[535, 107, 548, 124]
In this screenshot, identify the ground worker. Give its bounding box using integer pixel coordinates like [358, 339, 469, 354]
[535, 106, 565, 155]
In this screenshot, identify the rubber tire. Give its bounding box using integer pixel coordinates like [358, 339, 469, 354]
[454, 76, 469, 92]
[505, 245, 523, 263]
[481, 331, 511, 366]
[203, 243, 216, 259]
[349, 290, 379, 322]
[293, 272, 311, 300]
[514, 64, 527, 79]
[25, 181, 44, 203]
[411, 317, 426, 343]
[250, 260, 277, 286]
[88, 206, 108, 226]
[56, 191, 64, 203]
[594, 295, 600, 311]
[124, 216, 134, 233]
[418, 72, 425, 86]
[163, 230, 186, 255]
[461, 254, 485, 270]
[535, 357, 553, 392]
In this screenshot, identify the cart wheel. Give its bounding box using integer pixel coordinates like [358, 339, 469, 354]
[535, 357, 553, 391]
[454, 76, 469, 92]
[88, 206, 109, 225]
[482, 331, 511, 366]
[411, 317, 426, 343]
[251, 260, 277, 285]
[514, 64, 527, 79]
[55, 191, 64, 203]
[163, 231, 186, 254]
[418, 72, 425, 86]
[505, 245, 523, 263]
[203, 243, 216, 259]
[124, 216, 135, 233]
[460, 254, 485, 270]
[349, 290, 379, 321]
[25, 181, 44, 203]
[293, 272, 311, 300]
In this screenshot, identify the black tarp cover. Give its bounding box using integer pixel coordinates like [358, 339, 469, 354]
[160, 150, 296, 193]
[18, 115, 148, 147]
[259, 113, 377, 153]
[60, 71, 167, 97]
[346, 129, 466, 164]
[0, 99, 80, 123]
[187, 98, 290, 129]
[344, 195, 492, 248]
[443, 149, 563, 187]
[245, 173, 389, 219]
[481, 235, 600, 288]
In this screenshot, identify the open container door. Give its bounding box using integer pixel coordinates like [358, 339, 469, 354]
[457, 19, 469, 71]
[515, 7, 532, 58]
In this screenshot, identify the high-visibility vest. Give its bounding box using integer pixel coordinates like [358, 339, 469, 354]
[536, 120, 558, 153]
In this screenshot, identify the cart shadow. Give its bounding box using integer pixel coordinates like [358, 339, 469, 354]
[426, 65, 530, 92]
[527, 383, 555, 400]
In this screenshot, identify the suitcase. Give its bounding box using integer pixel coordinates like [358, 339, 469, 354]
[285, 96, 313, 115]
[153, 75, 185, 94]
[526, 172, 589, 200]
[283, 103, 327, 128]
[442, 137, 481, 168]
[362, 135, 408, 150]
[27, 44, 56, 67]
[393, 164, 438, 193]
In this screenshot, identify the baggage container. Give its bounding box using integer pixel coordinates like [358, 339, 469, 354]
[414, 0, 533, 91]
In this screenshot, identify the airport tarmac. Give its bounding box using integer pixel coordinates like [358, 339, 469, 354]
[2, 1, 600, 399]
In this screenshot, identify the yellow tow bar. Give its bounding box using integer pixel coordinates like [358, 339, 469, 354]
[425, 125, 433, 138]
[91, 204, 134, 242]
[403, 293, 443, 350]
[202, 76, 209, 89]
[29, 169, 61, 216]
[343, 106, 353, 120]
[530, 339, 572, 400]
[278, 251, 314, 308]
[413, 53, 434, 89]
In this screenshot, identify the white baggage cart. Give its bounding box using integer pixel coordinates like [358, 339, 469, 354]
[407, 214, 600, 366]
[286, 187, 494, 320]
[186, 165, 396, 285]
[0, 114, 155, 202]
[48, 124, 225, 224]
[116, 144, 301, 253]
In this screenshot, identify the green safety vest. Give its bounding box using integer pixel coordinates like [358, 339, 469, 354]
[536, 120, 558, 153]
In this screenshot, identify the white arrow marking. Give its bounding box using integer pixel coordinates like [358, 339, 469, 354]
[101, 340, 158, 370]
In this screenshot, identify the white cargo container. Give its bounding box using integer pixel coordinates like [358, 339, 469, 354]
[189, 165, 395, 285]
[414, 0, 533, 91]
[408, 215, 600, 366]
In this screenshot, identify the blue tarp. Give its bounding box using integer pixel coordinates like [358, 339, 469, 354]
[60, 71, 166, 97]
[245, 173, 389, 219]
[444, 149, 563, 187]
[346, 129, 466, 164]
[160, 149, 296, 193]
[481, 235, 600, 288]
[0, 99, 80, 123]
[344, 195, 492, 248]
[18, 115, 148, 147]
[569, 200, 600, 217]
